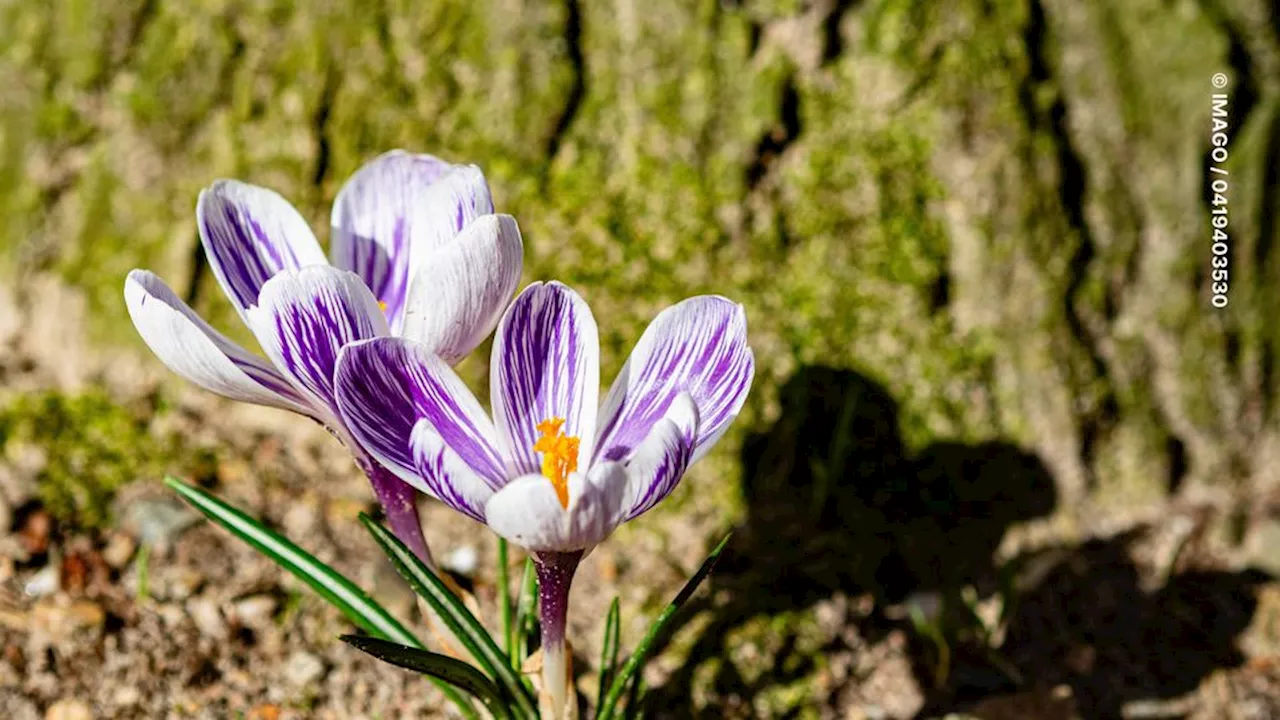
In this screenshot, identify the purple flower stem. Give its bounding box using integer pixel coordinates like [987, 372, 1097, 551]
[535, 550, 583, 718]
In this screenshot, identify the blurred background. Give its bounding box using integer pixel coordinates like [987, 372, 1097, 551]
[1, 0, 1279, 717]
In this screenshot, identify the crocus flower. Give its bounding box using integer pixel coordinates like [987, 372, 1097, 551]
[334, 281, 754, 717]
[124, 151, 523, 567]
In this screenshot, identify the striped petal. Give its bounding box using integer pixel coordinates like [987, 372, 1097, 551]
[197, 180, 327, 316]
[594, 296, 754, 465]
[124, 270, 313, 415]
[490, 282, 600, 477]
[408, 419, 498, 523]
[400, 214, 524, 364]
[335, 337, 508, 489]
[483, 463, 628, 553]
[330, 151, 453, 332]
[245, 266, 389, 417]
[623, 392, 699, 521]
[416, 164, 495, 251]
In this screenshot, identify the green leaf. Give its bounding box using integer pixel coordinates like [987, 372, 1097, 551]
[597, 533, 731, 720]
[164, 477, 479, 719]
[360, 514, 539, 718]
[512, 557, 537, 672]
[594, 597, 621, 718]
[498, 538, 513, 657]
[342, 635, 513, 720]
[165, 477, 418, 645]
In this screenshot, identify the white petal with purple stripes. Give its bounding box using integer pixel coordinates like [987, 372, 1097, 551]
[197, 180, 327, 316]
[490, 282, 600, 476]
[124, 270, 315, 416]
[400, 214, 524, 364]
[409, 419, 499, 523]
[417, 165, 495, 252]
[483, 463, 629, 552]
[330, 151, 453, 333]
[594, 296, 754, 465]
[335, 337, 508, 488]
[622, 392, 699, 521]
[246, 266, 389, 417]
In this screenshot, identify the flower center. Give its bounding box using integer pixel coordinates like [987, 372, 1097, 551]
[533, 417, 579, 509]
[378, 300, 388, 313]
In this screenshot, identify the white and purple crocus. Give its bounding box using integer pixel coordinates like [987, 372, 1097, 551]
[333, 281, 754, 717]
[124, 151, 523, 568]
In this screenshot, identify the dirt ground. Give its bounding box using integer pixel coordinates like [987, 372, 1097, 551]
[1, 294, 1280, 720]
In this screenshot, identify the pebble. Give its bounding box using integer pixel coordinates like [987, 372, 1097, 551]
[445, 545, 479, 575]
[284, 650, 325, 687]
[231, 594, 278, 630]
[31, 601, 104, 639]
[164, 567, 205, 601]
[101, 532, 137, 569]
[44, 699, 91, 720]
[124, 497, 197, 546]
[23, 565, 59, 597]
[186, 597, 227, 639]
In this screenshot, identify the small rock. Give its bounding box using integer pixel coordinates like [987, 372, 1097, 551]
[164, 567, 205, 600]
[24, 565, 59, 597]
[445, 545, 478, 575]
[101, 532, 137, 569]
[231, 595, 278, 630]
[124, 496, 197, 547]
[282, 501, 318, 538]
[44, 699, 91, 720]
[111, 685, 141, 707]
[186, 597, 227, 639]
[284, 650, 325, 687]
[32, 600, 106, 640]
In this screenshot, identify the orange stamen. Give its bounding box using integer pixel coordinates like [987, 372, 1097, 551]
[533, 417, 579, 509]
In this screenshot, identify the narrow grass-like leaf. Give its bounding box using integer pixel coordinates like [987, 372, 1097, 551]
[598, 534, 731, 719]
[166, 477, 417, 644]
[361, 514, 539, 718]
[343, 635, 512, 720]
[164, 477, 478, 718]
[594, 597, 621, 718]
[512, 557, 537, 672]
[498, 539, 513, 656]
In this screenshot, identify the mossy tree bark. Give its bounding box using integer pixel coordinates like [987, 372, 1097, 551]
[1, 0, 1277, 520]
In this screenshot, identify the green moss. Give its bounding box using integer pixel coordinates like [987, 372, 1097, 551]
[0, 389, 216, 530]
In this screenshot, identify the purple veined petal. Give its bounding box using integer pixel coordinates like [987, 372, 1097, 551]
[622, 392, 699, 521]
[124, 269, 315, 416]
[594, 296, 754, 466]
[409, 419, 500, 523]
[197, 180, 328, 316]
[330, 151, 453, 333]
[483, 462, 628, 553]
[490, 281, 600, 477]
[335, 336, 508, 489]
[245, 266, 389, 416]
[400, 214, 524, 365]
[418, 165, 494, 251]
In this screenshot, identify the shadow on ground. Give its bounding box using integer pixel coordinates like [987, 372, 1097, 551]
[642, 366, 1268, 719]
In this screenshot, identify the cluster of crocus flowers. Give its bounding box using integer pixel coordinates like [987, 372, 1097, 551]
[335, 282, 754, 716]
[125, 151, 523, 567]
[127, 149, 754, 718]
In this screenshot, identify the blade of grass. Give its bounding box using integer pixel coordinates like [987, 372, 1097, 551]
[343, 635, 512, 719]
[164, 477, 478, 718]
[498, 539, 513, 656]
[594, 597, 621, 718]
[597, 534, 730, 720]
[167, 477, 417, 644]
[361, 514, 538, 718]
[512, 557, 536, 672]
